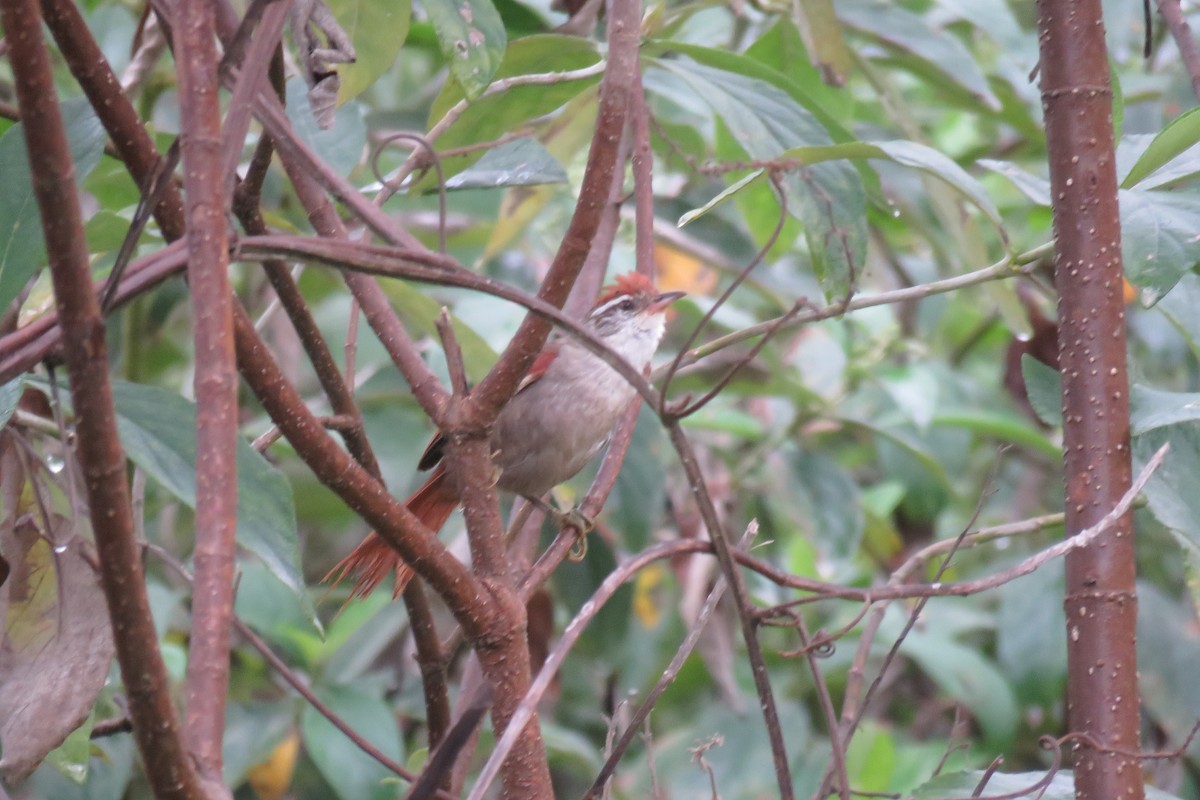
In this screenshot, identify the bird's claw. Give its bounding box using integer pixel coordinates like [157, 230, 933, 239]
[553, 507, 593, 562]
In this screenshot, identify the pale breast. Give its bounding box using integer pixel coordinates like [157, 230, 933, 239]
[491, 341, 640, 496]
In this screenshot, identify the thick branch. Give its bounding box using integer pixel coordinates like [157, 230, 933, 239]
[175, 0, 239, 775]
[0, 0, 204, 795]
[1037, 2, 1144, 797]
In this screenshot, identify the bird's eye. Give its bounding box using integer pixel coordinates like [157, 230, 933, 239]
[618, 298, 635, 312]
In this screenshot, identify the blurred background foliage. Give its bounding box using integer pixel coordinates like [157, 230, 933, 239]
[9, 0, 1200, 797]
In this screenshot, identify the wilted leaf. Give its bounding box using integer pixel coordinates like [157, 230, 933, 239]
[246, 732, 300, 800]
[0, 517, 114, 784]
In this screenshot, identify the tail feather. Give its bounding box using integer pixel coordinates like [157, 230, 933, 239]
[325, 466, 457, 600]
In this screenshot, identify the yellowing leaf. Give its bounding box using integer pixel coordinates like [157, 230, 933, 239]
[1123, 277, 1138, 304]
[654, 242, 718, 298]
[248, 732, 300, 800]
[633, 563, 665, 628]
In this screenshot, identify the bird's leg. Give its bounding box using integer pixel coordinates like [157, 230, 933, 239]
[520, 494, 595, 561]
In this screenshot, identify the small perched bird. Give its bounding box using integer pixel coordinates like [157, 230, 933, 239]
[328, 272, 685, 599]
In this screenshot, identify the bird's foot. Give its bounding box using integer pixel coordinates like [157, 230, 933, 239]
[521, 495, 594, 561]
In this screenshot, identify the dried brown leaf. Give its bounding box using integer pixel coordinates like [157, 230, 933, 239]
[0, 515, 114, 784]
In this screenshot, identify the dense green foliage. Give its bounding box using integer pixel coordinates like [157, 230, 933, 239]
[6, 0, 1200, 797]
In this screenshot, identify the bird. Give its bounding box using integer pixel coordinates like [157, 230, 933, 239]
[327, 272, 685, 599]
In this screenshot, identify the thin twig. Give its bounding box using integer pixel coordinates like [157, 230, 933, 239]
[584, 522, 759, 799]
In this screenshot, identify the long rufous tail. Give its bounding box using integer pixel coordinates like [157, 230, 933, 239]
[324, 465, 457, 600]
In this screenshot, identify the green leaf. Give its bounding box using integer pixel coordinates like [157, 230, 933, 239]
[978, 159, 1052, 206]
[378, 282, 496, 383]
[647, 39, 857, 144]
[443, 136, 567, 189]
[909, 770, 1072, 800]
[420, 34, 600, 187]
[677, 172, 759, 227]
[791, 449, 864, 564]
[1135, 424, 1200, 555]
[682, 140, 1006, 246]
[932, 410, 1060, 459]
[221, 701, 294, 787]
[0, 377, 21, 431]
[0, 98, 107, 314]
[896, 623, 1019, 743]
[1157, 273, 1200, 358]
[978, 163, 1186, 305]
[858, 140, 1005, 244]
[844, 723, 896, 793]
[300, 684, 404, 800]
[1131, 385, 1200, 435]
[421, 0, 506, 99]
[911, 770, 1184, 800]
[1137, 583, 1200, 759]
[26, 735, 134, 800]
[286, 78, 367, 177]
[1021, 355, 1063, 427]
[1119, 188, 1200, 305]
[837, 0, 1001, 111]
[652, 58, 866, 300]
[790, 1, 853, 89]
[329, 0, 412, 103]
[108, 381, 310, 621]
[610, 408, 668, 551]
[1122, 106, 1200, 188]
[996, 564, 1066, 706]
[841, 415, 953, 491]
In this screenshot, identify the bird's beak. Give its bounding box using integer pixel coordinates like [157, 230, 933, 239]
[648, 290, 686, 314]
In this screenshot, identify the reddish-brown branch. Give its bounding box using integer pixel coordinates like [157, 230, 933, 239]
[1155, 0, 1200, 102]
[469, 0, 641, 419]
[228, 303, 491, 622]
[175, 0, 239, 776]
[232, 160, 384, 481]
[216, 0, 292, 192]
[565, 132, 629, 319]
[1036, 2, 1144, 797]
[403, 578, 451, 749]
[40, 0, 186, 237]
[665, 422, 795, 798]
[630, 61, 656, 278]
[0, 0, 204, 795]
[145, 542, 458, 798]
